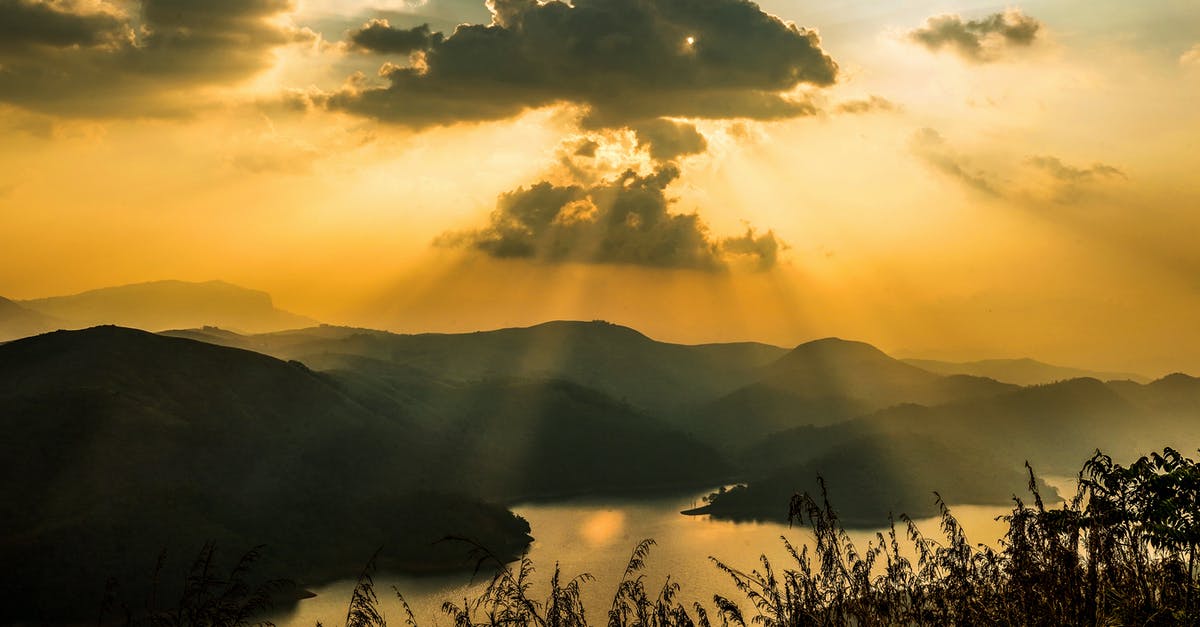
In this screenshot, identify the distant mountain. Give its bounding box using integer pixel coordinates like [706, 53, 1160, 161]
[902, 357, 1148, 386]
[165, 320, 789, 413]
[19, 280, 315, 333]
[687, 433, 1055, 525]
[0, 327, 528, 623]
[739, 376, 1200, 478]
[0, 295, 63, 341]
[690, 338, 1017, 450]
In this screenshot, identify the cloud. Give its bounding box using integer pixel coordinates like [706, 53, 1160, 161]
[1026, 156, 1124, 183]
[720, 227, 781, 270]
[1182, 44, 1200, 67]
[835, 95, 897, 114]
[438, 164, 782, 271]
[0, 0, 313, 116]
[908, 9, 1041, 62]
[349, 19, 442, 54]
[910, 128, 1000, 196]
[573, 138, 601, 158]
[0, 0, 128, 51]
[630, 119, 707, 161]
[326, 0, 837, 128]
[1026, 155, 1125, 203]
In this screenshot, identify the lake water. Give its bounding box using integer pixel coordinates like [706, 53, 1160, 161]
[268, 480, 1065, 627]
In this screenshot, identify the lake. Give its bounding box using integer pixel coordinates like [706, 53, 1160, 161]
[268, 479, 1062, 627]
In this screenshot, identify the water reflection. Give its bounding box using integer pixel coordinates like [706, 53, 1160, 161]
[579, 510, 627, 547]
[270, 490, 1014, 626]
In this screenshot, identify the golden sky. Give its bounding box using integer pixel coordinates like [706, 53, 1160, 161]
[1, 0, 1199, 375]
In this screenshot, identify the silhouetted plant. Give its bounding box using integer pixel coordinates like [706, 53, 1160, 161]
[102, 544, 286, 627]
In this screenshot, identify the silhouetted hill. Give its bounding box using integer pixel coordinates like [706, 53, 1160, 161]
[19, 280, 315, 333]
[903, 357, 1148, 385]
[686, 433, 1055, 525]
[306, 353, 733, 499]
[0, 324, 741, 621]
[690, 338, 1017, 450]
[0, 295, 62, 341]
[0, 327, 529, 623]
[411, 378, 732, 499]
[740, 376, 1200, 477]
[174, 320, 788, 414]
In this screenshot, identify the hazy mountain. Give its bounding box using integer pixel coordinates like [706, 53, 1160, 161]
[170, 320, 789, 413]
[740, 376, 1200, 478]
[0, 327, 529, 622]
[687, 433, 1055, 525]
[690, 338, 1017, 450]
[308, 352, 733, 500]
[19, 280, 315, 333]
[0, 295, 63, 341]
[902, 357, 1148, 386]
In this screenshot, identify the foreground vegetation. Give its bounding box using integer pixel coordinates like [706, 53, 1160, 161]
[101, 447, 1200, 626]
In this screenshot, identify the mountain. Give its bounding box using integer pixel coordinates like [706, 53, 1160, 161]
[687, 433, 1055, 525]
[307, 352, 733, 500]
[0, 295, 63, 341]
[19, 280, 315, 333]
[739, 376, 1200, 478]
[0, 325, 735, 622]
[165, 320, 789, 413]
[0, 327, 529, 623]
[902, 357, 1148, 386]
[689, 338, 1017, 450]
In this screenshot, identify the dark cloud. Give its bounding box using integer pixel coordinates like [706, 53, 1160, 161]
[835, 95, 897, 114]
[439, 165, 781, 271]
[326, 0, 837, 127]
[910, 128, 1000, 196]
[349, 20, 443, 54]
[630, 119, 708, 161]
[0, 0, 311, 116]
[908, 9, 1041, 62]
[0, 0, 127, 51]
[573, 138, 601, 158]
[720, 227, 781, 270]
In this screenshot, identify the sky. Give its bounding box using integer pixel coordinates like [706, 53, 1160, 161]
[1, 0, 1199, 375]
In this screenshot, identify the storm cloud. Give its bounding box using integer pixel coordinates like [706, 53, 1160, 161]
[630, 119, 708, 161]
[439, 165, 782, 271]
[908, 9, 1041, 62]
[350, 20, 443, 54]
[327, 0, 838, 128]
[0, 0, 311, 115]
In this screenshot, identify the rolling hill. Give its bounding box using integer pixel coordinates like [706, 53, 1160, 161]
[0, 325, 735, 621]
[687, 433, 1055, 525]
[165, 320, 789, 413]
[0, 327, 527, 622]
[902, 357, 1148, 386]
[738, 375, 1200, 478]
[0, 295, 62, 341]
[689, 338, 1017, 450]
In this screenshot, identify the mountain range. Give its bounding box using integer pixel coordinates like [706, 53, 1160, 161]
[0, 280, 314, 341]
[2, 281, 1195, 623]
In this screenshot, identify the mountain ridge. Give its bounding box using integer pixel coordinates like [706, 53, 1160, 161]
[17, 280, 316, 334]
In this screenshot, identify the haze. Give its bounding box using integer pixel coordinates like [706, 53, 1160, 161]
[2, 0, 1199, 376]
